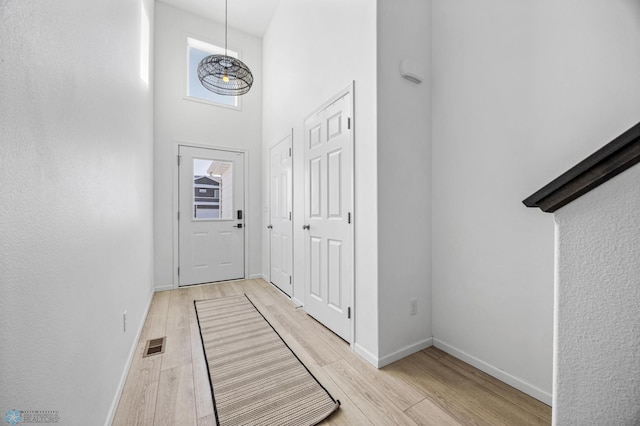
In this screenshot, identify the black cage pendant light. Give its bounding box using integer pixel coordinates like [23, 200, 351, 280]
[197, 0, 253, 96]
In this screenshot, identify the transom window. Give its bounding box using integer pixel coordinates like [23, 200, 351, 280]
[186, 37, 240, 109]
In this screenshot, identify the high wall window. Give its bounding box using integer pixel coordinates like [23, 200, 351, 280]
[186, 37, 240, 109]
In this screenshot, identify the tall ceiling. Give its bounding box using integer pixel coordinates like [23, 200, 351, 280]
[159, 0, 280, 38]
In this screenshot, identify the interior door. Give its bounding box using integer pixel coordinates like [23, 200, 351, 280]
[178, 146, 245, 286]
[303, 88, 354, 342]
[269, 133, 293, 296]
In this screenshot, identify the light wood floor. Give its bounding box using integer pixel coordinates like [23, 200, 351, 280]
[113, 279, 551, 425]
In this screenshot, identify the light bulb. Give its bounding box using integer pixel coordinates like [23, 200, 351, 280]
[222, 73, 230, 83]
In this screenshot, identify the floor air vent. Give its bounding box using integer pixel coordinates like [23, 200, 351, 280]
[143, 337, 166, 357]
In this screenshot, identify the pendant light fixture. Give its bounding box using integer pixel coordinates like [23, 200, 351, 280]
[197, 0, 253, 96]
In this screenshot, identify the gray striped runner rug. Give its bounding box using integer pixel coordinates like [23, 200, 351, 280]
[194, 295, 340, 426]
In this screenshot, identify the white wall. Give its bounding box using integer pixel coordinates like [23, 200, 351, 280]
[554, 164, 640, 425]
[432, 0, 640, 403]
[0, 0, 155, 423]
[377, 0, 433, 365]
[262, 0, 380, 360]
[153, 2, 263, 289]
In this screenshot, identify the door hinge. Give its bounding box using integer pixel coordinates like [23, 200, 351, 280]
[177, 155, 182, 166]
[289, 276, 292, 285]
[289, 147, 292, 157]
[347, 117, 351, 130]
[348, 212, 351, 224]
[177, 211, 180, 221]
[347, 307, 351, 319]
[289, 211, 292, 221]
[177, 267, 180, 276]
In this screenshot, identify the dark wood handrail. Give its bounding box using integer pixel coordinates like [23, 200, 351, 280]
[523, 121, 640, 213]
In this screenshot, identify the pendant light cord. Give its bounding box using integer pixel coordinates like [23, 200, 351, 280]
[224, 0, 228, 57]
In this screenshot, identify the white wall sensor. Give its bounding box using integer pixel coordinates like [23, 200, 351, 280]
[400, 59, 424, 84]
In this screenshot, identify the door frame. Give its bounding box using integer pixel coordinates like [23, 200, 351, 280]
[302, 81, 356, 346]
[172, 142, 250, 289]
[268, 130, 295, 297]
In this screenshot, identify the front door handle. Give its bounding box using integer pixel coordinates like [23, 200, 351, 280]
[267, 225, 273, 229]
[233, 224, 243, 229]
[302, 224, 310, 230]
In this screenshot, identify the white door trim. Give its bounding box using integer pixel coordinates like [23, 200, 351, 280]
[303, 81, 356, 346]
[172, 141, 250, 289]
[268, 129, 294, 297]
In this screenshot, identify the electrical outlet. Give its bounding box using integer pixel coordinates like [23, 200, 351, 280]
[123, 310, 127, 333]
[410, 299, 417, 316]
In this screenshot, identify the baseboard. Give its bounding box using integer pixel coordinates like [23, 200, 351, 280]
[354, 343, 379, 367]
[156, 276, 267, 291]
[248, 273, 268, 280]
[378, 338, 434, 368]
[355, 339, 434, 368]
[104, 290, 154, 426]
[154, 284, 173, 292]
[433, 338, 552, 406]
[156, 276, 267, 292]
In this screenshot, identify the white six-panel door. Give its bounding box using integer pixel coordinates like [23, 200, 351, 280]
[178, 146, 245, 286]
[303, 88, 354, 342]
[269, 133, 293, 296]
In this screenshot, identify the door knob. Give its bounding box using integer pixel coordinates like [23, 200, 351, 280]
[233, 224, 243, 228]
[302, 224, 310, 230]
[267, 225, 273, 229]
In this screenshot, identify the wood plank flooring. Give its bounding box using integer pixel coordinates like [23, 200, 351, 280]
[113, 279, 551, 425]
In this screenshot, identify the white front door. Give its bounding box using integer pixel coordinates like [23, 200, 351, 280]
[178, 146, 245, 286]
[303, 87, 354, 342]
[269, 133, 293, 296]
